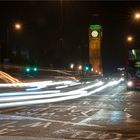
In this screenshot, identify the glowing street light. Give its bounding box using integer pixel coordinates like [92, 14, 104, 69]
[134, 12, 140, 20]
[127, 36, 133, 42]
[70, 64, 74, 69]
[14, 23, 22, 30]
[78, 65, 82, 70]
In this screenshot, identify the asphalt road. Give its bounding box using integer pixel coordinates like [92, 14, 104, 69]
[0, 79, 140, 140]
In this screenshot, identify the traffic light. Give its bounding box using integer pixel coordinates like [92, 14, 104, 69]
[25, 67, 38, 73]
[33, 67, 38, 72]
[25, 67, 31, 73]
[84, 64, 92, 71]
[85, 66, 89, 71]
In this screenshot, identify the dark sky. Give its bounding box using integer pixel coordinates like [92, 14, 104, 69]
[0, 1, 140, 72]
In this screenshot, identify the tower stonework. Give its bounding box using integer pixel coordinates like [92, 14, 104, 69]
[89, 25, 102, 75]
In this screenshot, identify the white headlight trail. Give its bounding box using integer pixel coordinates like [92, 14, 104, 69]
[0, 91, 88, 102]
[0, 81, 103, 99]
[0, 90, 61, 97]
[0, 79, 122, 108]
[0, 81, 103, 107]
[71, 81, 104, 92]
[56, 85, 69, 89]
[0, 80, 74, 88]
[0, 80, 52, 88]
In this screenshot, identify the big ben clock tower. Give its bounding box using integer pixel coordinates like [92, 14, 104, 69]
[89, 25, 102, 75]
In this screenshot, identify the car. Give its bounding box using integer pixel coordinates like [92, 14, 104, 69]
[127, 77, 140, 90]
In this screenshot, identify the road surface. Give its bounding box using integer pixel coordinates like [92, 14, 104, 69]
[0, 78, 139, 140]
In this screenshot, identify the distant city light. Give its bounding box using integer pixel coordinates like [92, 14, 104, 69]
[78, 65, 82, 70]
[127, 36, 133, 42]
[99, 72, 102, 75]
[70, 64, 74, 69]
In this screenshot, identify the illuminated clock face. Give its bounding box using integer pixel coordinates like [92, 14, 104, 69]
[91, 30, 98, 37]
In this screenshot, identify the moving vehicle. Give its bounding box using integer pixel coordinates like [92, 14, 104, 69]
[126, 49, 140, 90]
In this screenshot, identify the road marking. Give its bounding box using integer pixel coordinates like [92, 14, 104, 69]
[1, 121, 18, 127]
[79, 113, 97, 124]
[66, 106, 76, 111]
[22, 122, 42, 128]
[99, 132, 122, 140]
[30, 122, 42, 127]
[71, 117, 77, 121]
[81, 112, 88, 117]
[0, 129, 8, 135]
[50, 113, 55, 116]
[128, 136, 140, 140]
[41, 113, 48, 116]
[43, 122, 52, 128]
[124, 108, 127, 111]
[85, 109, 93, 114]
[70, 131, 81, 138]
[86, 132, 96, 139]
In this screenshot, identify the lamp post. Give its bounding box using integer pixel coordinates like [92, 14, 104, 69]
[6, 22, 22, 64]
[0, 21, 22, 70]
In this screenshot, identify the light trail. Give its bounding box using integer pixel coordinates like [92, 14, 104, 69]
[0, 91, 88, 102]
[0, 71, 20, 83]
[0, 80, 52, 88]
[0, 80, 74, 88]
[0, 81, 103, 101]
[0, 79, 123, 108]
[56, 85, 69, 89]
[0, 90, 61, 97]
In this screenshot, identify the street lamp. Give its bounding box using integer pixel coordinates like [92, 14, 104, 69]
[0, 22, 23, 69]
[134, 12, 140, 20]
[14, 23, 22, 30]
[127, 36, 133, 43]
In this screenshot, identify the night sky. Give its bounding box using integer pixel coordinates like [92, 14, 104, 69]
[0, 1, 140, 73]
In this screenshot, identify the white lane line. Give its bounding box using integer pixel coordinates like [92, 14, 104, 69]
[81, 112, 88, 117]
[71, 117, 77, 121]
[85, 109, 93, 114]
[0, 113, 104, 128]
[86, 132, 96, 139]
[43, 122, 52, 128]
[79, 113, 96, 124]
[71, 131, 81, 138]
